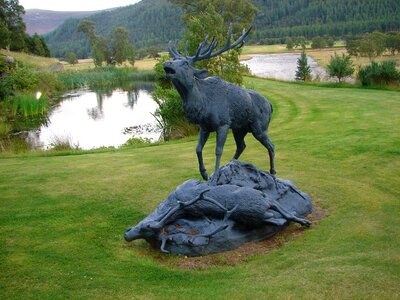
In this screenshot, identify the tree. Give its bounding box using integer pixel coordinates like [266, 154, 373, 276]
[0, 20, 11, 49]
[169, 0, 257, 85]
[66, 52, 78, 65]
[385, 32, 400, 55]
[111, 27, 135, 66]
[92, 36, 108, 67]
[148, 47, 160, 59]
[285, 37, 294, 50]
[153, 0, 257, 139]
[311, 36, 327, 49]
[327, 53, 354, 82]
[78, 20, 135, 67]
[346, 32, 387, 60]
[0, 0, 26, 51]
[326, 36, 335, 47]
[295, 51, 312, 81]
[77, 19, 97, 44]
[294, 36, 307, 49]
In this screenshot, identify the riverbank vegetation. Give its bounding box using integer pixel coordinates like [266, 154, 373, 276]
[0, 49, 156, 153]
[1, 77, 399, 298]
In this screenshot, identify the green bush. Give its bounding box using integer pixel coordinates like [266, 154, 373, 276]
[0, 63, 38, 99]
[358, 60, 400, 86]
[152, 55, 197, 140]
[120, 137, 152, 148]
[327, 53, 354, 83]
[0, 60, 65, 101]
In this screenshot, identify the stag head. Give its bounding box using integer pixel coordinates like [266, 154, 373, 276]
[163, 23, 252, 85]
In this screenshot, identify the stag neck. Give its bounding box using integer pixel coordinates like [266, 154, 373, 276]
[171, 78, 192, 100]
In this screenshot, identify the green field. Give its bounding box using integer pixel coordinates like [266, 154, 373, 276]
[1, 78, 399, 299]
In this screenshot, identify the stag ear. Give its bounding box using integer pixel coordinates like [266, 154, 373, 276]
[193, 69, 208, 79]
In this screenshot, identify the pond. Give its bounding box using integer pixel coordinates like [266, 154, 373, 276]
[27, 82, 162, 150]
[242, 53, 328, 81]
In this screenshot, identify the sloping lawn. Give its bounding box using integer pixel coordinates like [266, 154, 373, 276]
[1, 78, 399, 299]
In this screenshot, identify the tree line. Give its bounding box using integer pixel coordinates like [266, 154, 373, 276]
[346, 32, 400, 59]
[44, 0, 400, 58]
[252, 0, 399, 44]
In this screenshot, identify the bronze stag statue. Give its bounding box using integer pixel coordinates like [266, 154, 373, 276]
[164, 24, 276, 181]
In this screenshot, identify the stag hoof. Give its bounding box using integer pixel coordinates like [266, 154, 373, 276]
[270, 168, 276, 176]
[200, 170, 209, 181]
[208, 171, 220, 186]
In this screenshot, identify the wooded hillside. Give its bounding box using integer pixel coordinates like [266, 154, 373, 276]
[44, 0, 400, 58]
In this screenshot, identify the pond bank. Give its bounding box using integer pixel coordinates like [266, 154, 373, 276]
[0, 65, 157, 153]
[27, 82, 161, 150]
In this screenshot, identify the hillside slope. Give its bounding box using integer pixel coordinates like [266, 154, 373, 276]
[24, 9, 97, 35]
[45, 0, 183, 58]
[45, 0, 400, 58]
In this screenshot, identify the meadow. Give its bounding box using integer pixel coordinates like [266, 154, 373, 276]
[241, 43, 400, 69]
[1, 77, 399, 299]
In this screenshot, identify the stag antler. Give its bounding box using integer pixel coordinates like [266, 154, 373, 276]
[168, 23, 252, 64]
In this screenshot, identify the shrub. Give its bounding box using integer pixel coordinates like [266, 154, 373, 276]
[327, 53, 355, 82]
[120, 137, 152, 148]
[358, 60, 400, 86]
[0, 60, 64, 100]
[49, 134, 80, 151]
[152, 55, 197, 140]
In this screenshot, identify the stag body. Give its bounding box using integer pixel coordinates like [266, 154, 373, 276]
[164, 25, 275, 180]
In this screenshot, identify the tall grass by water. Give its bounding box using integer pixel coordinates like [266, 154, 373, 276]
[58, 67, 156, 90]
[5, 94, 48, 117]
[0, 77, 399, 298]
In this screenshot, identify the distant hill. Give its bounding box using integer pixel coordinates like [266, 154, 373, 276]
[45, 0, 400, 59]
[45, 0, 183, 58]
[24, 9, 97, 35]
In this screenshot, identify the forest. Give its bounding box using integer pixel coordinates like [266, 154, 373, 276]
[45, 0, 400, 59]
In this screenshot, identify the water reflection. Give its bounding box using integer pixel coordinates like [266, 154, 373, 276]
[28, 81, 161, 150]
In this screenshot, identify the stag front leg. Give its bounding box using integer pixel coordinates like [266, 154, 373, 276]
[210, 125, 229, 184]
[196, 128, 210, 180]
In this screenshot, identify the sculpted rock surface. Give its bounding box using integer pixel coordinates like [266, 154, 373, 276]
[124, 160, 312, 256]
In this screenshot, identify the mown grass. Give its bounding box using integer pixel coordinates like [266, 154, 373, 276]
[1, 78, 399, 299]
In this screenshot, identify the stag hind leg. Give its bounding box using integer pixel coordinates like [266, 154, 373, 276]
[196, 128, 210, 180]
[232, 130, 247, 160]
[209, 125, 229, 184]
[252, 131, 276, 175]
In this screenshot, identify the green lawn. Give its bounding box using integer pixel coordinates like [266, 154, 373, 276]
[1, 78, 399, 299]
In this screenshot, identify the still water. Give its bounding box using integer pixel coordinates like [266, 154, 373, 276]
[242, 54, 327, 81]
[28, 82, 161, 150]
